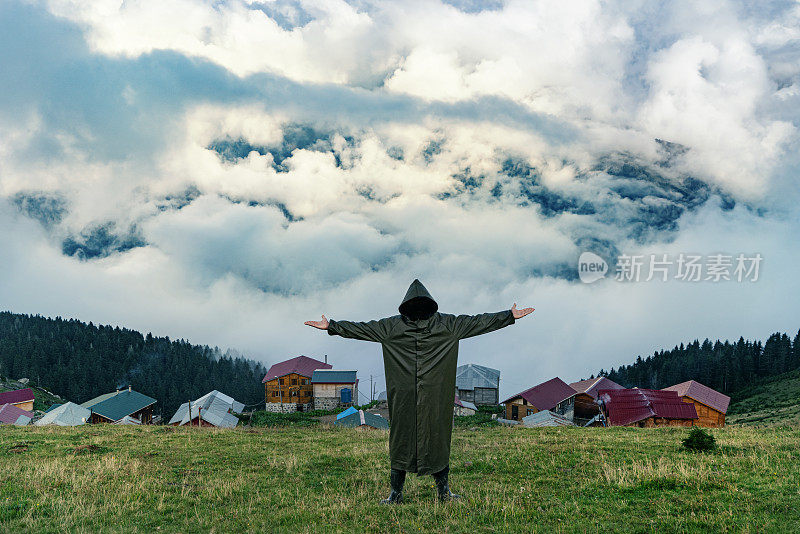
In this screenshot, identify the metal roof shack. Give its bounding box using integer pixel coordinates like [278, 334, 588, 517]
[0, 403, 33, 426]
[456, 364, 500, 390]
[662, 380, 730, 414]
[336, 406, 358, 420]
[501, 377, 576, 410]
[335, 410, 389, 430]
[598, 388, 698, 427]
[522, 410, 576, 428]
[569, 377, 625, 399]
[0, 388, 35, 406]
[454, 395, 477, 411]
[168, 390, 244, 428]
[455, 364, 500, 405]
[262, 356, 332, 382]
[311, 370, 357, 384]
[34, 402, 90, 426]
[82, 388, 157, 424]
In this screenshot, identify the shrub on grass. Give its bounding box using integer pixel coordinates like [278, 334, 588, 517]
[249, 411, 319, 427]
[682, 427, 716, 452]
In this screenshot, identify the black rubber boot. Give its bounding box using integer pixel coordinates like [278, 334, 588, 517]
[432, 465, 461, 502]
[380, 469, 406, 504]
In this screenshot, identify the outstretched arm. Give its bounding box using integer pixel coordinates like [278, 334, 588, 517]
[304, 315, 391, 343]
[450, 303, 534, 340]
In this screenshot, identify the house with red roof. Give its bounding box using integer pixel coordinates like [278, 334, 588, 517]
[662, 380, 730, 427]
[501, 377, 576, 422]
[0, 388, 35, 412]
[542, 376, 627, 427]
[262, 355, 332, 413]
[598, 388, 698, 427]
[0, 403, 34, 426]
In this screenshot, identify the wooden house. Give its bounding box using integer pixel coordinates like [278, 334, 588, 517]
[311, 370, 358, 410]
[0, 388, 35, 412]
[262, 355, 332, 413]
[662, 380, 730, 427]
[598, 388, 698, 427]
[501, 377, 576, 422]
[557, 377, 625, 426]
[455, 364, 500, 405]
[81, 386, 157, 424]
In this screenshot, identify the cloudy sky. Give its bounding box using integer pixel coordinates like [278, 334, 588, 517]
[1, 0, 799, 398]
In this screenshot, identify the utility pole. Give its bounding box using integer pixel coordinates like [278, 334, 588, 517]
[370, 375, 373, 402]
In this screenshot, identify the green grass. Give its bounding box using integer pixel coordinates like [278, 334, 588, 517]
[728, 369, 800, 426]
[1, 425, 799, 533]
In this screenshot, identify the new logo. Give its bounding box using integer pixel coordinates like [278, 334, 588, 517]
[578, 252, 608, 284]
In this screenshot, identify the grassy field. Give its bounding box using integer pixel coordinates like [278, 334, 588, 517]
[1, 425, 799, 533]
[728, 369, 800, 426]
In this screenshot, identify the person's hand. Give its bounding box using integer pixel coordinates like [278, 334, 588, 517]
[511, 303, 534, 319]
[304, 315, 330, 330]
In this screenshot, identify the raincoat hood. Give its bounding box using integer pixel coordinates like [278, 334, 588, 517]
[398, 279, 438, 320]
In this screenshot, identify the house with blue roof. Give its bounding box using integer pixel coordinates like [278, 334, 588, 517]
[81, 386, 157, 424]
[311, 369, 358, 411]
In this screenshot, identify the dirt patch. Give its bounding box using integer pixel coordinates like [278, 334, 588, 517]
[8, 442, 31, 454]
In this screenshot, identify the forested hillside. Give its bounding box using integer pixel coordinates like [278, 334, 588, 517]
[599, 330, 800, 395]
[0, 311, 267, 418]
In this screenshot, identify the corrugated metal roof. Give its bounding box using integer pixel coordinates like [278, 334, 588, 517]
[501, 377, 576, 410]
[0, 388, 35, 405]
[88, 390, 156, 422]
[80, 390, 119, 408]
[262, 355, 332, 383]
[114, 415, 142, 425]
[45, 403, 63, 413]
[311, 370, 357, 384]
[522, 410, 576, 428]
[377, 390, 387, 401]
[454, 394, 477, 411]
[456, 364, 500, 390]
[569, 377, 625, 399]
[335, 410, 389, 429]
[336, 406, 359, 420]
[0, 403, 33, 425]
[662, 380, 730, 414]
[34, 402, 90, 426]
[168, 390, 243, 428]
[599, 388, 698, 426]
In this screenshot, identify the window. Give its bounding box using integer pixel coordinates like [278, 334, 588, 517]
[292, 379, 298, 385]
[511, 405, 519, 419]
[279, 378, 285, 385]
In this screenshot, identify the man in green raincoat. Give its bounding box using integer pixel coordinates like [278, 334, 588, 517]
[305, 279, 534, 503]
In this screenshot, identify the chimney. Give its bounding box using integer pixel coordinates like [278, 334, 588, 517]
[128, 385, 132, 392]
[324, 354, 327, 365]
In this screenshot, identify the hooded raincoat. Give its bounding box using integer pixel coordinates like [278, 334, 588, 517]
[327, 279, 515, 475]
